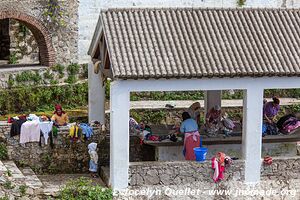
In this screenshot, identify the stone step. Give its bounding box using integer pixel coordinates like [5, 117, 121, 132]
[99, 166, 110, 187]
[2, 160, 25, 181]
[21, 167, 43, 189]
[0, 160, 8, 174]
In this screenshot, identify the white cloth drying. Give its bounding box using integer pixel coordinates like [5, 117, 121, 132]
[20, 121, 40, 144]
[39, 121, 53, 145]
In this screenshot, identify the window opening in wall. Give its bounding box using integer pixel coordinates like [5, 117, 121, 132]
[0, 19, 40, 67]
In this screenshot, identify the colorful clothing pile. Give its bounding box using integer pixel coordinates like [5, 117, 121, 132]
[212, 152, 226, 182]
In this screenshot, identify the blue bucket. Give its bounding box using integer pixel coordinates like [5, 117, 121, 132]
[194, 147, 208, 162]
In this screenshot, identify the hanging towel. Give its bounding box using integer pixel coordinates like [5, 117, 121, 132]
[20, 121, 41, 144]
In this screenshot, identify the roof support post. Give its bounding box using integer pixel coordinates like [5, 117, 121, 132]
[110, 81, 130, 190]
[88, 61, 105, 124]
[242, 88, 263, 183]
[204, 90, 222, 115]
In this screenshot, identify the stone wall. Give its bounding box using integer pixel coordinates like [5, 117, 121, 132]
[129, 160, 244, 186]
[0, 0, 79, 65]
[261, 156, 300, 180]
[0, 122, 108, 174]
[116, 158, 300, 199]
[9, 19, 39, 64]
[0, 63, 87, 89]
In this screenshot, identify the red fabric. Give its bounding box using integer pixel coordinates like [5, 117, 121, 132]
[212, 154, 226, 182]
[184, 134, 200, 160]
[148, 135, 159, 141]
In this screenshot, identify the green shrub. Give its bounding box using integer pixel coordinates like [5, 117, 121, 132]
[19, 184, 27, 196]
[82, 63, 88, 79]
[8, 52, 18, 64]
[7, 74, 14, 88]
[3, 180, 14, 189]
[65, 75, 77, 84]
[67, 63, 80, 75]
[43, 70, 54, 80]
[0, 83, 88, 114]
[59, 177, 113, 200]
[52, 64, 65, 75]
[0, 143, 8, 160]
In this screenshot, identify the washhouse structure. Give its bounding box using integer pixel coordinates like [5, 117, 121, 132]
[88, 8, 300, 190]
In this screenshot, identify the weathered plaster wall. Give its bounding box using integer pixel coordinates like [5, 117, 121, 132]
[78, 0, 102, 64]
[0, 0, 78, 65]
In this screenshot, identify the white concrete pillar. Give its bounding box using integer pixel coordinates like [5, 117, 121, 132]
[204, 90, 222, 114]
[110, 80, 130, 190]
[88, 62, 105, 124]
[242, 88, 264, 183]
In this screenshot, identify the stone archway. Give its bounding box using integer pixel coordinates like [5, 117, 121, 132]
[0, 10, 55, 66]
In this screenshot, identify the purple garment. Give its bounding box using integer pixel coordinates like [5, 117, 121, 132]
[263, 102, 280, 118]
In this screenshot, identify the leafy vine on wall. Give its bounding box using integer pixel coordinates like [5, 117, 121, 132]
[43, 0, 66, 27]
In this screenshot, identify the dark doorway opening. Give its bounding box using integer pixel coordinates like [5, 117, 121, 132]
[0, 19, 10, 61]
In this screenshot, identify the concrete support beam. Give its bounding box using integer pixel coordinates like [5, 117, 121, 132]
[242, 88, 264, 183]
[88, 62, 105, 124]
[110, 81, 130, 190]
[204, 90, 222, 114]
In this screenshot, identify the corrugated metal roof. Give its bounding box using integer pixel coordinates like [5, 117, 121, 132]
[100, 8, 300, 79]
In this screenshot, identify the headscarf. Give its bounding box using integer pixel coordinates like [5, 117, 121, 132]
[54, 104, 65, 115]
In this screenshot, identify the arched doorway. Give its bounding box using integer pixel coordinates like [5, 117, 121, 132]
[0, 10, 55, 66]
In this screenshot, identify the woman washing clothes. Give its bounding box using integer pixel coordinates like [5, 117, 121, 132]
[180, 112, 200, 160]
[263, 97, 280, 135]
[51, 104, 69, 126]
[205, 105, 222, 135]
[263, 97, 280, 124]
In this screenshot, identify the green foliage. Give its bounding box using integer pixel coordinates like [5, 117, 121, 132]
[82, 64, 88, 79]
[2, 180, 14, 190]
[43, 0, 66, 27]
[237, 0, 246, 7]
[0, 83, 88, 114]
[130, 91, 205, 101]
[6, 169, 12, 177]
[8, 52, 18, 64]
[59, 177, 113, 200]
[19, 184, 27, 196]
[65, 75, 77, 84]
[67, 63, 80, 75]
[50, 79, 59, 85]
[19, 23, 29, 37]
[0, 196, 9, 200]
[0, 143, 8, 160]
[15, 71, 42, 84]
[286, 104, 300, 114]
[264, 89, 300, 99]
[44, 70, 54, 80]
[52, 64, 65, 75]
[131, 110, 166, 124]
[105, 79, 111, 100]
[7, 74, 14, 88]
